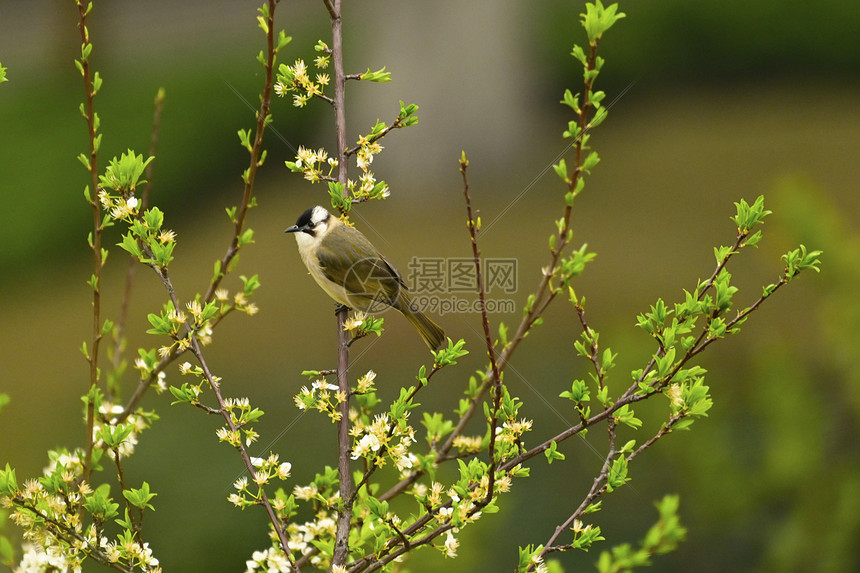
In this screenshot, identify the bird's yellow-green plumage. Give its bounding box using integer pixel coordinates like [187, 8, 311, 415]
[286, 206, 446, 351]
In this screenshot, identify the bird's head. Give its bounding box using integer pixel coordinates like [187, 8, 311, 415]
[285, 205, 333, 240]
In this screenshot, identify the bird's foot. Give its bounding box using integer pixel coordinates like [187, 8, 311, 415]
[334, 303, 350, 315]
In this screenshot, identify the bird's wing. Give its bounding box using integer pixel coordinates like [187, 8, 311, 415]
[316, 227, 406, 304]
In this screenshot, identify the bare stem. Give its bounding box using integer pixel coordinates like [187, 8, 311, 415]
[188, 338, 293, 562]
[460, 157, 503, 503]
[334, 306, 352, 567]
[533, 422, 617, 568]
[111, 88, 165, 400]
[204, 0, 279, 303]
[76, 0, 103, 486]
[323, 0, 354, 568]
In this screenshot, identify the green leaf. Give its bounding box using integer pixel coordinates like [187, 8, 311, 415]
[545, 440, 565, 464]
[782, 244, 823, 279]
[561, 88, 580, 112]
[563, 120, 581, 140]
[433, 338, 468, 367]
[143, 207, 165, 231]
[642, 495, 687, 555]
[713, 245, 733, 265]
[99, 150, 154, 193]
[606, 455, 629, 492]
[560, 379, 590, 403]
[613, 404, 643, 430]
[122, 482, 157, 510]
[169, 383, 198, 404]
[590, 106, 609, 128]
[571, 44, 588, 65]
[0, 463, 18, 495]
[581, 1, 626, 44]
[730, 195, 772, 233]
[83, 483, 120, 521]
[91, 70, 102, 93]
[327, 182, 349, 213]
[118, 233, 142, 259]
[360, 66, 392, 82]
[277, 30, 292, 51]
[743, 229, 763, 248]
[398, 100, 420, 126]
[145, 312, 172, 336]
[582, 151, 600, 173]
[99, 423, 134, 449]
[238, 228, 255, 247]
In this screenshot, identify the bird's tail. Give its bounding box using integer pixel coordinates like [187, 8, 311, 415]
[402, 307, 446, 352]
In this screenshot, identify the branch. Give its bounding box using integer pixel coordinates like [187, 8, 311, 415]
[627, 413, 683, 464]
[344, 112, 406, 157]
[110, 1, 295, 563]
[116, 0, 279, 421]
[533, 422, 618, 568]
[323, 0, 354, 568]
[7, 497, 135, 573]
[75, 0, 104, 486]
[426, 38, 604, 472]
[460, 155, 503, 503]
[204, 0, 279, 303]
[111, 88, 165, 400]
[188, 337, 294, 562]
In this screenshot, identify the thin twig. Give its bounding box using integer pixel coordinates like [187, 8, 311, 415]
[204, 0, 279, 303]
[117, 0, 278, 421]
[188, 337, 293, 558]
[75, 0, 105, 487]
[428, 40, 603, 473]
[626, 414, 683, 464]
[110, 0, 294, 564]
[344, 113, 406, 157]
[533, 422, 618, 567]
[111, 88, 165, 400]
[7, 497, 136, 573]
[374, 48, 604, 499]
[323, 0, 355, 567]
[460, 156, 504, 503]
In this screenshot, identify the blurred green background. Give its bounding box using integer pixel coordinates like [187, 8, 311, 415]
[1, 0, 859, 571]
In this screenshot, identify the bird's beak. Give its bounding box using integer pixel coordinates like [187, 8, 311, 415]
[284, 224, 301, 234]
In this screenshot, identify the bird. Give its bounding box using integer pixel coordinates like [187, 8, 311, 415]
[285, 205, 446, 351]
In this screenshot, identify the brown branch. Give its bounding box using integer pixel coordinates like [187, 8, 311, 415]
[204, 0, 279, 303]
[108, 2, 294, 564]
[627, 414, 683, 464]
[334, 306, 352, 567]
[573, 303, 605, 389]
[460, 156, 504, 504]
[532, 422, 618, 568]
[117, 0, 279, 421]
[425, 38, 603, 475]
[344, 112, 406, 157]
[111, 88, 165, 400]
[321, 0, 355, 568]
[75, 0, 104, 486]
[187, 335, 293, 562]
[7, 496, 136, 573]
